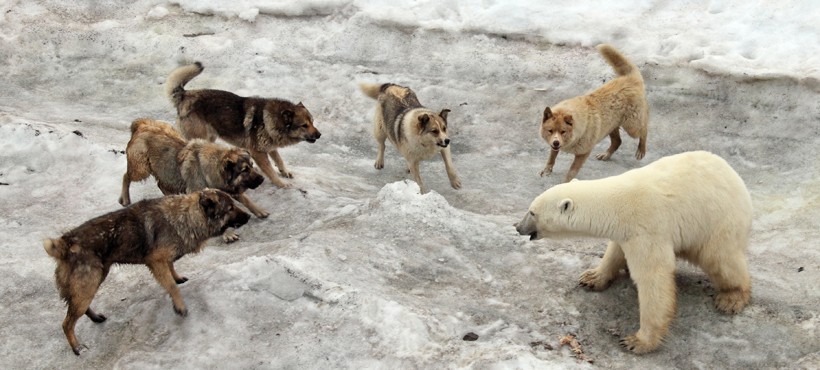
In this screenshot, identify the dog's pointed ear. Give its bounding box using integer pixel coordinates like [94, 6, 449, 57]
[439, 109, 451, 122]
[543, 107, 553, 120]
[199, 192, 219, 219]
[558, 198, 574, 214]
[564, 115, 573, 126]
[418, 114, 430, 127]
[297, 101, 305, 107]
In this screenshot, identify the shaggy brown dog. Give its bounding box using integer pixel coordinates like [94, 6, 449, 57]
[119, 118, 266, 241]
[44, 189, 250, 355]
[540, 44, 649, 182]
[166, 62, 321, 188]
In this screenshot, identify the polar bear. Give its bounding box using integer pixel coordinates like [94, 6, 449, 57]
[515, 151, 752, 354]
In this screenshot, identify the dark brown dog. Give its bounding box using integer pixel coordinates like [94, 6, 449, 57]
[119, 118, 266, 241]
[44, 189, 250, 355]
[165, 62, 321, 188]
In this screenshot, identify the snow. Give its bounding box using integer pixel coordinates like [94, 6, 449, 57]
[1, 0, 818, 369]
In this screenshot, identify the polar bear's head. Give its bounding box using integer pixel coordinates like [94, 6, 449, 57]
[515, 194, 576, 240]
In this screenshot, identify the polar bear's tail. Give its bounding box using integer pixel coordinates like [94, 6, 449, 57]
[597, 44, 639, 77]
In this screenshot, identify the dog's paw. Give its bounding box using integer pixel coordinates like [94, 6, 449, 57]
[174, 305, 188, 317]
[635, 148, 645, 160]
[254, 209, 270, 219]
[596, 152, 612, 161]
[619, 334, 658, 354]
[118, 196, 130, 207]
[579, 269, 612, 291]
[374, 160, 384, 170]
[450, 178, 462, 190]
[222, 230, 240, 243]
[72, 345, 87, 356]
[88, 313, 107, 323]
[279, 170, 294, 179]
[175, 276, 189, 285]
[539, 167, 553, 177]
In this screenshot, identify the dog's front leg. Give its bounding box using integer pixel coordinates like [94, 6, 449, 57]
[408, 160, 426, 193]
[540, 149, 560, 177]
[250, 150, 290, 188]
[147, 257, 188, 316]
[564, 152, 591, 182]
[269, 150, 293, 178]
[234, 193, 269, 218]
[440, 148, 461, 189]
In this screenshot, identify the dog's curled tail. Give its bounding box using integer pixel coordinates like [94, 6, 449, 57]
[165, 62, 204, 106]
[596, 44, 638, 77]
[43, 238, 68, 259]
[358, 82, 383, 100]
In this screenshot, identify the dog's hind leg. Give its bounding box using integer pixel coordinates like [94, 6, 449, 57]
[62, 265, 104, 355]
[147, 255, 188, 316]
[168, 261, 188, 285]
[596, 128, 622, 160]
[250, 149, 289, 188]
[119, 173, 133, 206]
[373, 120, 387, 170]
[119, 158, 151, 206]
[269, 150, 293, 179]
[84, 267, 110, 323]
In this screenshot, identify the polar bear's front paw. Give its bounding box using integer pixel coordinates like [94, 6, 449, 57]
[714, 288, 750, 314]
[579, 269, 612, 291]
[619, 334, 658, 354]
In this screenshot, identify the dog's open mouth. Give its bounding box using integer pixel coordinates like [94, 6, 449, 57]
[437, 143, 449, 148]
[305, 138, 317, 143]
[550, 145, 560, 151]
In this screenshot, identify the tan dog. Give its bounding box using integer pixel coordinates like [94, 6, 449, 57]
[119, 118, 266, 242]
[165, 62, 321, 188]
[540, 44, 649, 182]
[359, 82, 461, 193]
[44, 189, 250, 355]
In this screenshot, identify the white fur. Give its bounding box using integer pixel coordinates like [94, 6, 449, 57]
[518, 151, 752, 353]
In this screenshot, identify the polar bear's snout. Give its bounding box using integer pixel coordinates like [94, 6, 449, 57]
[515, 211, 539, 240]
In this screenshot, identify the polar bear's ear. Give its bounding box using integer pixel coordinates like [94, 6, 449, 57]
[558, 198, 574, 213]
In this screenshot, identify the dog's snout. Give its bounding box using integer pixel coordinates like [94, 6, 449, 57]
[552, 140, 560, 147]
[444, 138, 450, 145]
[231, 210, 251, 228]
[247, 171, 265, 189]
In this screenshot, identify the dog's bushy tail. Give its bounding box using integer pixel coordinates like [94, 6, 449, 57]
[43, 238, 68, 260]
[358, 82, 383, 100]
[165, 62, 204, 107]
[597, 44, 638, 77]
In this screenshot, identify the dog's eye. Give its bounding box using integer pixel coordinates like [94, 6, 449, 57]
[547, 130, 553, 134]
[301, 124, 308, 129]
[431, 130, 439, 135]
